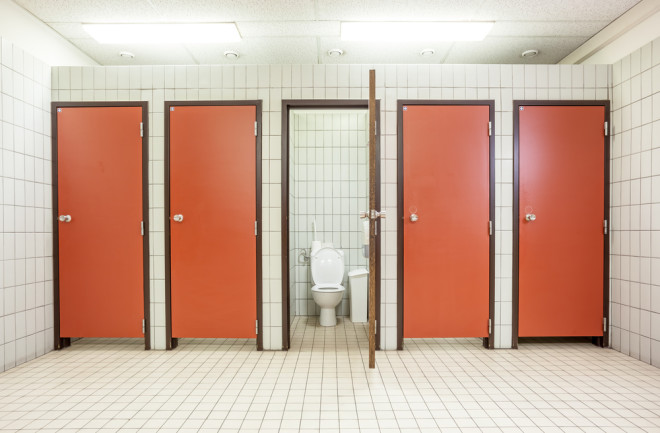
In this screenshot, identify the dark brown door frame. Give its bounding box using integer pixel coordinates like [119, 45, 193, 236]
[51, 101, 151, 350]
[281, 100, 382, 350]
[396, 100, 496, 350]
[512, 100, 610, 349]
[164, 100, 263, 350]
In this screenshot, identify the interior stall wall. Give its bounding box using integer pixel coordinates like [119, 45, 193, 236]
[50, 62, 609, 350]
[0, 37, 54, 371]
[290, 111, 368, 318]
[610, 37, 660, 367]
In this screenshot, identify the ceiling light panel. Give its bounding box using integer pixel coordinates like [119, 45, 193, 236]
[341, 21, 494, 42]
[83, 23, 241, 44]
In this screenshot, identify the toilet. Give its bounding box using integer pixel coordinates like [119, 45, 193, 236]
[310, 246, 345, 326]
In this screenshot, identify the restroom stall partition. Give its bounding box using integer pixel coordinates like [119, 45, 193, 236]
[52, 102, 150, 349]
[165, 101, 262, 350]
[397, 101, 495, 349]
[281, 100, 382, 350]
[513, 101, 609, 348]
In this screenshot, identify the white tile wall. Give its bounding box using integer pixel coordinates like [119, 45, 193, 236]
[50, 62, 609, 351]
[610, 37, 660, 367]
[289, 110, 369, 318]
[0, 37, 54, 372]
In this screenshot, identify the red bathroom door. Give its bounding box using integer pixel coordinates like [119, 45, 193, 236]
[169, 105, 257, 338]
[57, 106, 145, 338]
[402, 104, 491, 338]
[518, 105, 605, 337]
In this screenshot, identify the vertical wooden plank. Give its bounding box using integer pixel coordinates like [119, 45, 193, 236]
[368, 70, 376, 369]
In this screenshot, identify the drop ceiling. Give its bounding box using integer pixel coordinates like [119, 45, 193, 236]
[13, 0, 641, 65]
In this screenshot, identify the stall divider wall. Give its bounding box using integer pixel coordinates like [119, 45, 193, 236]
[49, 62, 610, 350]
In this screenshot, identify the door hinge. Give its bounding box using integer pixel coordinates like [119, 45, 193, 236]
[254, 221, 258, 236]
[604, 121, 609, 136]
[488, 318, 492, 335]
[375, 121, 378, 135]
[603, 219, 608, 235]
[254, 121, 258, 136]
[488, 121, 492, 137]
[375, 320, 377, 334]
[255, 320, 259, 335]
[488, 221, 493, 236]
[141, 221, 144, 236]
[603, 317, 607, 333]
[142, 319, 145, 334]
[140, 122, 144, 137]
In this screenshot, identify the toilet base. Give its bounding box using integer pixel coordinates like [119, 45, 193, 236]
[319, 308, 337, 326]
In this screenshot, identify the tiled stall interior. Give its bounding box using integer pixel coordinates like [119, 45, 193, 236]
[0, 38, 54, 373]
[610, 39, 660, 366]
[48, 61, 610, 352]
[288, 110, 369, 319]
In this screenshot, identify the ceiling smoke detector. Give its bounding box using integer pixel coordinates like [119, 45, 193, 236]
[521, 49, 539, 58]
[224, 50, 239, 60]
[420, 48, 435, 57]
[327, 48, 344, 57]
[119, 51, 135, 59]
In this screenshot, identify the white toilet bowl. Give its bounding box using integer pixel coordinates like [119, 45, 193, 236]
[310, 247, 345, 326]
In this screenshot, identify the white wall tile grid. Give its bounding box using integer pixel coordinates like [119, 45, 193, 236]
[49, 62, 610, 351]
[289, 110, 369, 318]
[0, 37, 54, 372]
[610, 38, 660, 368]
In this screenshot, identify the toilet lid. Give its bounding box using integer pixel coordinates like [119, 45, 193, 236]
[311, 247, 344, 284]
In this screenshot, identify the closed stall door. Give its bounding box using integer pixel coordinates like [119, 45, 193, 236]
[57, 106, 145, 338]
[518, 105, 605, 338]
[402, 104, 491, 339]
[169, 105, 257, 338]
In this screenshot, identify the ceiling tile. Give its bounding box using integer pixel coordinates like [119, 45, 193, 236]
[185, 37, 319, 64]
[318, 38, 453, 64]
[443, 36, 590, 64]
[14, 0, 161, 22]
[489, 20, 611, 37]
[148, 0, 317, 21]
[472, 0, 640, 21]
[68, 38, 196, 65]
[237, 21, 339, 38]
[316, 0, 485, 20]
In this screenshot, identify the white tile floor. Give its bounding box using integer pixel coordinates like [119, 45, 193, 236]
[0, 316, 659, 432]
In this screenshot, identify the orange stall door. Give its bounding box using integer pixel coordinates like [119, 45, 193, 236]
[57, 106, 145, 338]
[169, 105, 257, 338]
[518, 105, 605, 337]
[402, 105, 491, 338]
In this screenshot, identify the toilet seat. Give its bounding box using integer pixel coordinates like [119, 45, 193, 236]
[311, 284, 345, 293]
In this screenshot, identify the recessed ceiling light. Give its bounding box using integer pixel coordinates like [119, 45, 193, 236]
[341, 22, 494, 42]
[83, 23, 241, 44]
[522, 49, 539, 58]
[119, 51, 135, 59]
[327, 48, 344, 57]
[224, 50, 240, 60]
[420, 48, 435, 57]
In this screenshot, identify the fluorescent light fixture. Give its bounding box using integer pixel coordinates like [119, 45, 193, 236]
[83, 23, 241, 44]
[341, 21, 493, 42]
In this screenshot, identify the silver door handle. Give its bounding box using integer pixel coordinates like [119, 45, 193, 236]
[360, 210, 387, 219]
[525, 213, 536, 222]
[172, 214, 184, 222]
[58, 215, 71, 223]
[410, 213, 418, 222]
